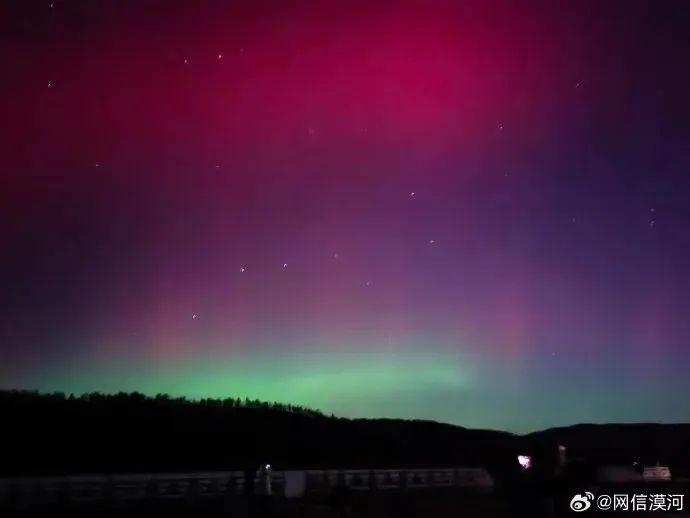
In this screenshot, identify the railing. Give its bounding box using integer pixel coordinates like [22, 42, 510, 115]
[0, 467, 493, 509]
[304, 467, 493, 492]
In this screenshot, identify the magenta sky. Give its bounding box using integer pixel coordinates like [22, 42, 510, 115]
[2, 0, 690, 432]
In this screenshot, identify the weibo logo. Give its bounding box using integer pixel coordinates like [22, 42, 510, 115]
[569, 492, 594, 512]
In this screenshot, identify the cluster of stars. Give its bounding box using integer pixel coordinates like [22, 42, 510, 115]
[40, 34, 618, 331]
[185, 184, 660, 323]
[185, 187, 443, 319]
[186, 186, 443, 318]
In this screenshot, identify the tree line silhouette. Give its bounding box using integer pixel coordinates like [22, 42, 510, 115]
[1, 390, 327, 418]
[0, 389, 515, 477]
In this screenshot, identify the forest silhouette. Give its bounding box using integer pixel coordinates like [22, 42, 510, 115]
[1, 390, 514, 476]
[3, 390, 690, 479]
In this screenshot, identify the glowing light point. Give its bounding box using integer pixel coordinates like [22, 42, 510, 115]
[409, 191, 416, 198]
[282, 263, 288, 269]
[240, 266, 246, 273]
[429, 239, 435, 245]
[518, 455, 532, 470]
[217, 53, 223, 60]
[192, 313, 198, 320]
[333, 252, 339, 260]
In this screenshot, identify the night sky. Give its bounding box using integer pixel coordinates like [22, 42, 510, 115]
[2, 1, 690, 433]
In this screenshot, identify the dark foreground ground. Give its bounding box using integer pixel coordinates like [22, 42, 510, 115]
[3, 490, 509, 518]
[7, 486, 690, 518]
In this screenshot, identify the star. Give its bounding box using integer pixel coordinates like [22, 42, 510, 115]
[333, 252, 339, 260]
[282, 263, 288, 269]
[575, 80, 582, 88]
[649, 220, 656, 227]
[192, 314, 198, 320]
[215, 164, 220, 169]
[240, 266, 246, 273]
[429, 239, 435, 245]
[47, 81, 54, 88]
[183, 58, 189, 65]
[409, 191, 416, 198]
[365, 280, 373, 287]
[217, 53, 223, 60]
[95, 163, 100, 168]
[498, 122, 504, 131]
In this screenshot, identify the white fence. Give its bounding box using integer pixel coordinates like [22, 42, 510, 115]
[0, 467, 493, 508]
[303, 467, 493, 493]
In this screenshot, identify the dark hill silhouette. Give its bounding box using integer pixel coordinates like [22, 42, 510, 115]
[2, 390, 689, 478]
[527, 423, 690, 477]
[0, 390, 515, 476]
